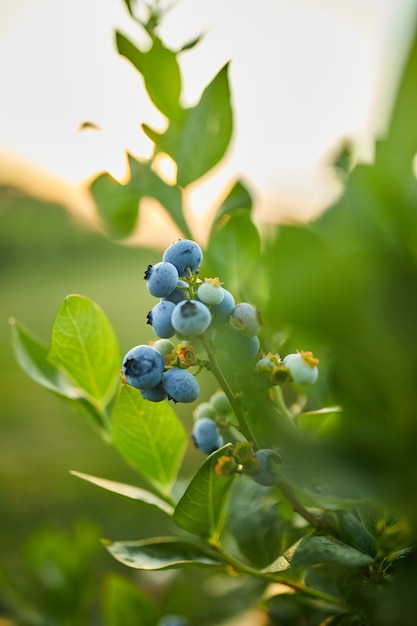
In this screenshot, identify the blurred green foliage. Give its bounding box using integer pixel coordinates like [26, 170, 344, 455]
[3, 0, 417, 624]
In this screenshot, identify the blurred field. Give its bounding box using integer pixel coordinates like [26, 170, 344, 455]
[0, 187, 222, 623]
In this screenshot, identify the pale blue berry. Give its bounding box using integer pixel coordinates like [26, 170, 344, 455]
[122, 345, 164, 389]
[171, 300, 211, 337]
[230, 302, 261, 338]
[210, 288, 235, 325]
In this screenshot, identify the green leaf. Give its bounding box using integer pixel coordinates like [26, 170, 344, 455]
[204, 210, 261, 296]
[176, 63, 232, 186]
[144, 63, 233, 187]
[102, 573, 160, 626]
[277, 464, 369, 510]
[48, 295, 120, 409]
[116, 32, 183, 121]
[111, 385, 187, 498]
[178, 34, 204, 53]
[335, 509, 376, 557]
[173, 444, 235, 540]
[227, 476, 299, 568]
[291, 536, 374, 570]
[212, 179, 253, 225]
[90, 172, 140, 239]
[104, 536, 226, 571]
[128, 155, 191, 238]
[90, 157, 191, 240]
[10, 317, 80, 399]
[10, 317, 110, 434]
[70, 471, 174, 516]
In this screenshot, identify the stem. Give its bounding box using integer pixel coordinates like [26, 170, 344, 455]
[201, 335, 338, 537]
[274, 480, 337, 536]
[212, 539, 346, 609]
[201, 336, 257, 445]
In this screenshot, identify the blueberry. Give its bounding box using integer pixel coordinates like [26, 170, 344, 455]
[210, 390, 232, 415]
[251, 449, 282, 486]
[162, 280, 189, 304]
[147, 300, 176, 338]
[152, 338, 175, 356]
[158, 616, 189, 626]
[210, 288, 235, 325]
[139, 382, 167, 402]
[122, 345, 164, 389]
[197, 278, 224, 306]
[162, 239, 203, 276]
[193, 401, 218, 422]
[224, 330, 261, 361]
[162, 368, 200, 403]
[254, 354, 279, 387]
[192, 417, 224, 454]
[144, 261, 179, 298]
[171, 300, 211, 337]
[230, 302, 261, 338]
[283, 351, 319, 385]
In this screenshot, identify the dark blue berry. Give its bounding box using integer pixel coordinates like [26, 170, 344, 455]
[122, 345, 164, 389]
[162, 239, 203, 276]
[162, 368, 200, 403]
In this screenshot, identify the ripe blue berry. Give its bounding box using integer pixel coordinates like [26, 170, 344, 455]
[139, 382, 168, 402]
[162, 239, 203, 276]
[144, 262, 179, 298]
[147, 300, 176, 338]
[162, 367, 200, 403]
[171, 300, 211, 337]
[230, 302, 261, 338]
[122, 345, 164, 389]
[283, 351, 319, 385]
[197, 278, 224, 306]
[251, 449, 282, 486]
[192, 417, 224, 454]
[162, 280, 189, 304]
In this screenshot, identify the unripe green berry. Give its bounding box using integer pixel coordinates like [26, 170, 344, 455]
[210, 390, 232, 414]
[197, 278, 224, 306]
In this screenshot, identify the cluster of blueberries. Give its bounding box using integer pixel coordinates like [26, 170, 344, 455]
[121, 238, 319, 460]
[121, 238, 261, 404]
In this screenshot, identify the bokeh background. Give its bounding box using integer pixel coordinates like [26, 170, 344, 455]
[1, 1, 417, 623]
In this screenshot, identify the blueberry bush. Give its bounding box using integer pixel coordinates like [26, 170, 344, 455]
[9, 2, 417, 624]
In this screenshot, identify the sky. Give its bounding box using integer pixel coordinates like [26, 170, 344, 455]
[0, 0, 416, 242]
